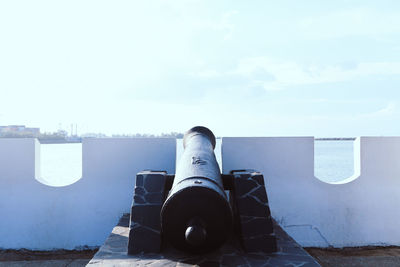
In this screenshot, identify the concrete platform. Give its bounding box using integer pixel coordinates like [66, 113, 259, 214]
[87, 214, 320, 266]
[0, 259, 89, 267]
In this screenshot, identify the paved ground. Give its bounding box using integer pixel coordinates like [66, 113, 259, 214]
[0, 249, 96, 267]
[2, 248, 400, 266]
[306, 247, 400, 267]
[0, 259, 89, 267]
[3, 244, 400, 266]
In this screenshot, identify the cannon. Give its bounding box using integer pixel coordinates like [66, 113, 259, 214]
[128, 126, 276, 254]
[161, 126, 233, 253]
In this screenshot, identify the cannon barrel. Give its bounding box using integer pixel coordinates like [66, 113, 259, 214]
[160, 126, 233, 253]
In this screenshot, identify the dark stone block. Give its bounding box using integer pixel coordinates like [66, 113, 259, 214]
[240, 216, 254, 224]
[251, 174, 265, 186]
[131, 204, 162, 232]
[133, 195, 145, 204]
[136, 174, 144, 187]
[237, 195, 268, 217]
[129, 171, 167, 254]
[144, 192, 164, 204]
[243, 235, 277, 253]
[251, 186, 269, 204]
[221, 254, 247, 266]
[128, 224, 161, 254]
[235, 178, 258, 197]
[233, 171, 277, 253]
[134, 186, 146, 196]
[264, 205, 272, 218]
[165, 174, 175, 190]
[144, 174, 165, 192]
[244, 253, 269, 260]
[244, 255, 271, 266]
[221, 174, 234, 190]
[240, 217, 274, 237]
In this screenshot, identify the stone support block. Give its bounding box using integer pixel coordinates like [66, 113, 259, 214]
[231, 170, 277, 253]
[128, 171, 167, 254]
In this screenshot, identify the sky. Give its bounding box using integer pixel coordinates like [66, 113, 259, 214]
[0, 0, 400, 137]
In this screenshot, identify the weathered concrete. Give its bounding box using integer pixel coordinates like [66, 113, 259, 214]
[88, 214, 320, 266]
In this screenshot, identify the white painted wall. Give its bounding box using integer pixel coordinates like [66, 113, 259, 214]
[1, 136, 400, 249]
[0, 138, 176, 250]
[222, 137, 400, 247]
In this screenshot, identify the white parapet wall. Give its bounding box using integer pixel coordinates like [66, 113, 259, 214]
[0, 138, 176, 250]
[222, 137, 400, 248]
[1, 136, 400, 249]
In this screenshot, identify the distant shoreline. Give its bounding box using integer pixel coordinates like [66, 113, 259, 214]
[315, 138, 356, 141]
[1, 137, 357, 144]
[38, 139, 82, 144]
[40, 138, 357, 144]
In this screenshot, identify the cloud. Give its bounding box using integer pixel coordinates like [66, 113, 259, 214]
[297, 7, 400, 40]
[191, 10, 238, 40]
[217, 10, 238, 40]
[232, 57, 400, 90]
[359, 102, 397, 119]
[298, 101, 398, 122]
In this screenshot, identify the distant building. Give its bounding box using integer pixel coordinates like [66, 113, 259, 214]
[0, 125, 40, 136]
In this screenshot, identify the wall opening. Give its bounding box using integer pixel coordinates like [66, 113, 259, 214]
[314, 138, 360, 184]
[36, 143, 82, 187]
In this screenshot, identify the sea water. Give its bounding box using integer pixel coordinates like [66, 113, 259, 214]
[314, 140, 354, 183]
[39, 139, 354, 186]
